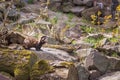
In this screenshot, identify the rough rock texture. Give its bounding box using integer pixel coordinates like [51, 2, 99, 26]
[0, 48, 38, 80]
[85, 49, 109, 74]
[0, 48, 56, 80]
[98, 71, 120, 80]
[76, 48, 93, 62]
[0, 72, 15, 80]
[108, 57, 120, 71]
[73, 0, 92, 6]
[89, 70, 101, 80]
[67, 63, 89, 80]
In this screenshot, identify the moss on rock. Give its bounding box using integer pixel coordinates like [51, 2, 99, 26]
[30, 60, 54, 80]
[0, 48, 38, 80]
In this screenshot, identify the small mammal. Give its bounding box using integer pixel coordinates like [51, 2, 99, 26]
[23, 36, 47, 51]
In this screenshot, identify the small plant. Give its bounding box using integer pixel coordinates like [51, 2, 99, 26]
[67, 13, 74, 22]
[49, 16, 58, 24]
[80, 26, 95, 33]
[91, 11, 102, 25]
[84, 35, 104, 48]
[108, 37, 119, 43]
[28, 0, 34, 4]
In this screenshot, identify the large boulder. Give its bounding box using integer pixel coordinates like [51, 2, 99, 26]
[0, 48, 38, 80]
[98, 71, 120, 80]
[85, 49, 109, 74]
[0, 48, 55, 80]
[76, 48, 94, 63]
[108, 57, 120, 71]
[67, 64, 89, 80]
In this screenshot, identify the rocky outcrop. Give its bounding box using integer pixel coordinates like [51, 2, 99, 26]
[98, 71, 120, 80]
[0, 48, 56, 80]
[67, 63, 89, 80]
[85, 49, 109, 74]
[48, 0, 112, 20]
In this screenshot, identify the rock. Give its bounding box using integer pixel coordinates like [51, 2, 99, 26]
[51, 61, 73, 68]
[14, 0, 26, 8]
[0, 12, 3, 21]
[46, 37, 60, 45]
[108, 57, 120, 71]
[0, 48, 38, 80]
[62, 2, 73, 13]
[0, 72, 15, 80]
[76, 48, 94, 63]
[70, 6, 85, 16]
[8, 44, 24, 50]
[35, 47, 77, 62]
[67, 63, 89, 80]
[89, 70, 101, 80]
[49, 0, 62, 11]
[18, 12, 38, 24]
[5, 32, 25, 45]
[30, 60, 54, 80]
[36, 73, 66, 80]
[7, 8, 20, 21]
[73, 0, 92, 6]
[86, 0, 93, 7]
[85, 49, 109, 73]
[97, 45, 120, 56]
[98, 71, 120, 80]
[81, 6, 99, 20]
[65, 25, 82, 39]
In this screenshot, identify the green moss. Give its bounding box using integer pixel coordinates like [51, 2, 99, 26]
[30, 60, 54, 80]
[14, 64, 30, 80]
[0, 48, 38, 80]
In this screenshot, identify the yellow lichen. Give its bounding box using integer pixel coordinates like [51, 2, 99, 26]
[60, 61, 74, 68]
[30, 60, 54, 80]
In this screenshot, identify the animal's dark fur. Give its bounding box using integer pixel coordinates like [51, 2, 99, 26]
[23, 36, 47, 51]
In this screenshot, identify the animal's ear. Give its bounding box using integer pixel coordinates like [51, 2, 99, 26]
[40, 36, 46, 41]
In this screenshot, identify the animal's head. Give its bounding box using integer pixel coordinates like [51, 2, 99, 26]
[39, 36, 47, 44]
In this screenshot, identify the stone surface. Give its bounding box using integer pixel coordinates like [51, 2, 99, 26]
[76, 48, 93, 63]
[34, 47, 77, 62]
[67, 63, 89, 80]
[108, 57, 120, 71]
[89, 70, 101, 80]
[85, 49, 109, 73]
[0, 48, 38, 80]
[98, 71, 120, 80]
[70, 6, 85, 16]
[73, 0, 92, 6]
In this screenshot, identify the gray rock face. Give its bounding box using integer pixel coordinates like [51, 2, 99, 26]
[67, 64, 89, 80]
[76, 48, 93, 63]
[85, 49, 109, 73]
[98, 71, 120, 80]
[89, 70, 101, 80]
[73, 0, 92, 6]
[108, 57, 120, 71]
[70, 6, 85, 16]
